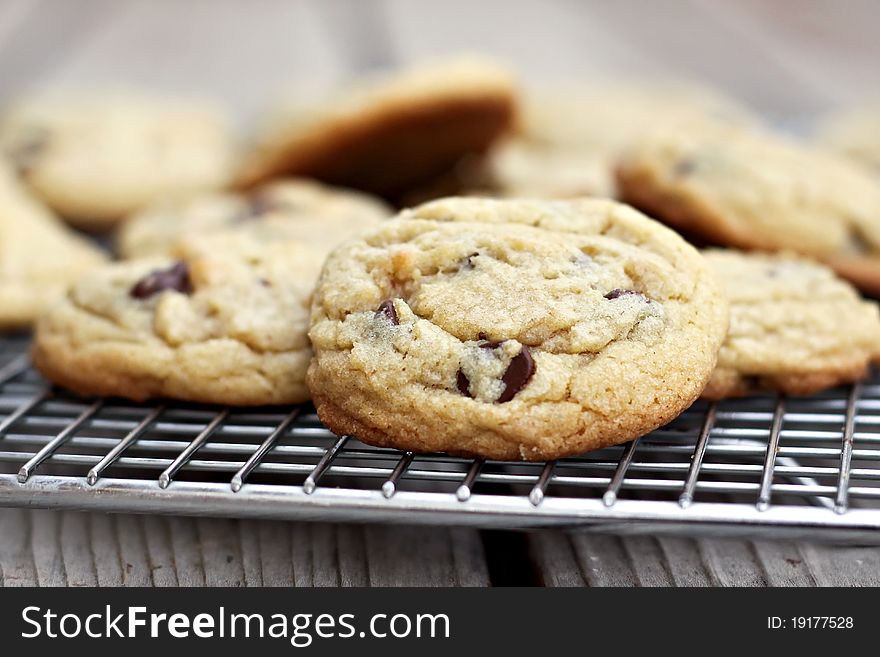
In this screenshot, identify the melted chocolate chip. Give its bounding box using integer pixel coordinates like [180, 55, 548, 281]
[457, 344, 535, 403]
[480, 340, 503, 349]
[375, 299, 399, 325]
[130, 261, 193, 299]
[497, 346, 535, 403]
[456, 370, 470, 395]
[604, 288, 642, 300]
[234, 194, 276, 223]
[460, 252, 481, 271]
[848, 225, 873, 255]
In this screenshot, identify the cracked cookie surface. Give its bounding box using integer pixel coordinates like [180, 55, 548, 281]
[33, 211, 382, 405]
[118, 178, 391, 258]
[0, 159, 106, 328]
[307, 197, 728, 460]
[616, 122, 880, 295]
[702, 250, 880, 399]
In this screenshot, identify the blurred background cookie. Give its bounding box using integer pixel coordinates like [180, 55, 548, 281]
[814, 103, 880, 176]
[616, 121, 880, 295]
[0, 92, 235, 230]
[702, 249, 880, 399]
[235, 56, 517, 202]
[118, 178, 391, 258]
[0, 158, 106, 328]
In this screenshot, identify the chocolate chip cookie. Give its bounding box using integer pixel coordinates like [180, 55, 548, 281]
[0, 93, 235, 230]
[235, 56, 517, 200]
[32, 211, 380, 404]
[476, 82, 750, 202]
[518, 82, 753, 155]
[616, 122, 880, 296]
[483, 139, 615, 199]
[118, 178, 391, 258]
[0, 158, 106, 329]
[306, 197, 728, 460]
[702, 249, 880, 399]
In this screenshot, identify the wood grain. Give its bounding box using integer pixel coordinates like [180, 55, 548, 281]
[0, 509, 490, 587]
[528, 532, 880, 587]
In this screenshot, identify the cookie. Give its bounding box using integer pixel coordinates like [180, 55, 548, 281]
[0, 158, 106, 329]
[475, 82, 749, 202]
[483, 138, 615, 199]
[235, 56, 517, 200]
[616, 122, 880, 295]
[815, 104, 880, 175]
[517, 81, 753, 156]
[118, 178, 391, 258]
[32, 209, 381, 405]
[0, 93, 235, 230]
[306, 197, 728, 461]
[702, 249, 880, 399]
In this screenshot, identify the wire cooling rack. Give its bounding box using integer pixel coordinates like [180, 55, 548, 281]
[1, 333, 879, 542]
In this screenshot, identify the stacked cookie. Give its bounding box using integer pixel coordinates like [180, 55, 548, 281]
[4, 56, 880, 462]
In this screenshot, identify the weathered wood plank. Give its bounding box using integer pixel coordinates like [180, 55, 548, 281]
[529, 532, 880, 587]
[800, 543, 880, 587]
[0, 507, 37, 586]
[656, 537, 714, 586]
[0, 509, 490, 587]
[59, 511, 98, 587]
[751, 541, 815, 587]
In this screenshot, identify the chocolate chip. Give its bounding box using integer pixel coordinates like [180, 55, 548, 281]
[375, 299, 399, 324]
[130, 261, 193, 299]
[848, 225, 873, 255]
[674, 159, 696, 176]
[460, 252, 480, 271]
[497, 346, 535, 403]
[604, 288, 642, 300]
[234, 194, 275, 222]
[457, 344, 535, 403]
[456, 370, 470, 395]
[480, 340, 503, 349]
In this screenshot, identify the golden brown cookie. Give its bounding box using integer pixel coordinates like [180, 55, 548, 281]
[307, 197, 728, 461]
[616, 122, 880, 296]
[33, 210, 382, 404]
[483, 138, 615, 199]
[118, 178, 390, 258]
[236, 56, 517, 200]
[0, 159, 106, 329]
[702, 250, 880, 399]
[0, 93, 235, 230]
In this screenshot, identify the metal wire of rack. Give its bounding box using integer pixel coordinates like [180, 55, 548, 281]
[1, 333, 879, 542]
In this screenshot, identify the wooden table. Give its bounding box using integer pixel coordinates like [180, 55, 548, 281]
[2, 0, 879, 587]
[3, 509, 880, 586]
